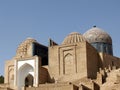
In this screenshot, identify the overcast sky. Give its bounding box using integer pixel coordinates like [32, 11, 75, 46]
[0, 0, 120, 75]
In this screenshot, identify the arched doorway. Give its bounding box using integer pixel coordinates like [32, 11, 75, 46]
[25, 74, 33, 87]
[17, 63, 34, 89]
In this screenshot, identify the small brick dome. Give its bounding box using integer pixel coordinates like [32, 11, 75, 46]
[62, 32, 86, 45]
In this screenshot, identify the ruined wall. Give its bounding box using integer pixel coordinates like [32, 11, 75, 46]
[26, 84, 78, 90]
[0, 88, 13, 90]
[99, 53, 120, 69]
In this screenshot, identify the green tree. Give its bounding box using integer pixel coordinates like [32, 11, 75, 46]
[0, 75, 4, 84]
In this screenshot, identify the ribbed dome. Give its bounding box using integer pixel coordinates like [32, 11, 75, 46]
[83, 27, 112, 44]
[16, 37, 37, 58]
[62, 32, 86, 44]
[18, 38, 36, 48]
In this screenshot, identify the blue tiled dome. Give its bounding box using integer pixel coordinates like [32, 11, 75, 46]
[83, 27, 112, 44]
[83, 27, 113, 55]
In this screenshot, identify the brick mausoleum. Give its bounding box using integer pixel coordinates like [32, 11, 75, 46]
[0, 26, 120, 90]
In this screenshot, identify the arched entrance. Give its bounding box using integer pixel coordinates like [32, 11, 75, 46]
[17, 63, 34, 89]
[25, 74, 33, 87]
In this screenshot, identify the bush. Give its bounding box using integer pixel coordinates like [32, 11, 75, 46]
[0, 75, 4, 84]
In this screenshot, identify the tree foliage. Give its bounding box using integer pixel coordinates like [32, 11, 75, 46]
[0, 75, 4, 84]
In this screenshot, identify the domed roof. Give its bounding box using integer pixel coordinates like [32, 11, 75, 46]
[18, 38, 36, 48]
[16, 37, 37, 58]
[83, 27, 112, 44]
[62, 32, 86, 44]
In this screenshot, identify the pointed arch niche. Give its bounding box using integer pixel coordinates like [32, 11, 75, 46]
[59, 45, 77, 75]
[8, 68, 14, 85]
[64, 53, 74, 74]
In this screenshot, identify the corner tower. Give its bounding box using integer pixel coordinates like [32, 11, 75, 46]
[83, 26, 113, 55]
